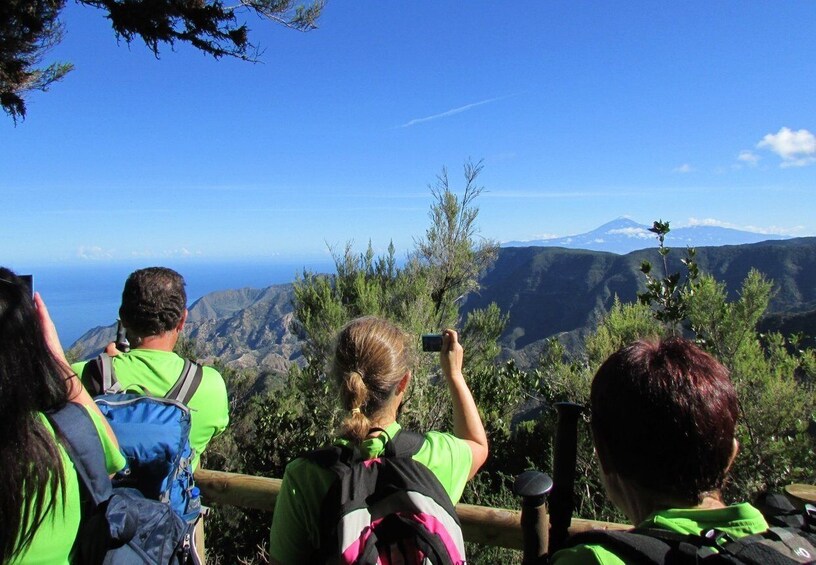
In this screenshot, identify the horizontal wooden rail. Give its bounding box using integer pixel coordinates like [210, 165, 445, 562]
[195, 469, 629, 550]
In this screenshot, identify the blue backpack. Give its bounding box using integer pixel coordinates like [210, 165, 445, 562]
[305, 429, 467, 565]
[47, 402, 198, 564]
[83, 353, 204, 523]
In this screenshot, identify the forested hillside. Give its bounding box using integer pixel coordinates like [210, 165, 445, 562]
[71, 237, 816, 369]
[465, 237, 816, 350]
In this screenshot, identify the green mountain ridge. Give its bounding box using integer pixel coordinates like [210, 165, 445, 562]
[71, 237, 816, 371]
[465, 237, 816, 351]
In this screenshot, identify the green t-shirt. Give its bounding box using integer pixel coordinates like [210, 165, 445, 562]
[10, 407, 126, 565]
[550, 503, 770, 565]
[73, 348, 229, 469]
[269, 422, 473, 564]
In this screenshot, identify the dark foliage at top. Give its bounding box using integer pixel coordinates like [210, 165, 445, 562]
[1, 0, 323, 121]
[0, 0, 72, 122]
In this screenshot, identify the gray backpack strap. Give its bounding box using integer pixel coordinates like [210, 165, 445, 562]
[166, 359, 204, 405]
[83, 353, 122, 395]
[98, 352, 122, 394]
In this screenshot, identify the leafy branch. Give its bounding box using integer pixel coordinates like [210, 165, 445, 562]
[637, 220, 699, 334]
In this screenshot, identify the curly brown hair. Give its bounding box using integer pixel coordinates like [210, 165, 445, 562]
[119, 267, 186, 339]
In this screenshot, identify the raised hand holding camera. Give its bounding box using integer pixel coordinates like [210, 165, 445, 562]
[440, 329, 464, 381]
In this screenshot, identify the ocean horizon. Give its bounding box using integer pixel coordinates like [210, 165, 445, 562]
[10, 259, 335, 346]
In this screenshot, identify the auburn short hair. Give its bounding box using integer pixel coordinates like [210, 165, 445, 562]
[590, 337, 738, 504]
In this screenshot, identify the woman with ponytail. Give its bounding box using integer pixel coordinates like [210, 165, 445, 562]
[270, 316, 488, 564]
[0, 268, 124, 564]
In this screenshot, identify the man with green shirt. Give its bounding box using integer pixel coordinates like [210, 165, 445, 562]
[72, 267, 229, 469]
[551, 338, 769, 564]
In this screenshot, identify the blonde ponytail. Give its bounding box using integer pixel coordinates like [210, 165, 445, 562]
[332, 317, 410, 444]
[339, 370, 372, 442]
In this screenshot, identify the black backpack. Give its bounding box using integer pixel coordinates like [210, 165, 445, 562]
[48, 402, 200, 565]
[305, 429, 467, 565]
[562, 494, 816, 564]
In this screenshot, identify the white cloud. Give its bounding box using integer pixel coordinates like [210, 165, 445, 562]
[76, 246, 115, 260]
[673, 164, 694, 173]
[687, 217, 736, 229]
[129, 248, 202, 259]
[608, 227, 652, 239]
[737, 150, 760, 165]
[756, 127, 816, 167]
[684, 217, 798, 236]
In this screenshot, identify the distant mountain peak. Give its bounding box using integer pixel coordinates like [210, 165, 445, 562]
[503, 218, 790, 254]
[597, 217, 643, 230]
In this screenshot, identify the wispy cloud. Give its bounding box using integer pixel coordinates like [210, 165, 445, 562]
[399, 95, 509, 128]
[130, 248, 202, 259]
[608, 227, 652, 239]
[737, 150, 761, 165]
[684, 217, 801, 235]
[673, 164, 694, 174]
[756, 127, 816, 167]
[76, 245, 204, 261]
[76, 246, 115, 260]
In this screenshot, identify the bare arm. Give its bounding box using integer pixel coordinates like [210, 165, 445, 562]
[35, 292, 120, 449]
[440, 329, 488, 479]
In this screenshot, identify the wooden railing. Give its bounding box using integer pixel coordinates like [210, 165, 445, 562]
[195, 469, 816, 557]
[195, 469, 630, 550]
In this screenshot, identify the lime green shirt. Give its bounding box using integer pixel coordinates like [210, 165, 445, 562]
[73, 348, 229, 469]
[550, 503, 770, 565]
[10, 407, 126, 565]
[269, 422, 473, 564]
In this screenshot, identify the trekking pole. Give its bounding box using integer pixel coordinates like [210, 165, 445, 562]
[547, 402, 585, 555]
[115, 319, 130, 353]
[513, 470, 554, 565]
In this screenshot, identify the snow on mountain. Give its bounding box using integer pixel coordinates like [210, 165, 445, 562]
[503, 218, 790, 254]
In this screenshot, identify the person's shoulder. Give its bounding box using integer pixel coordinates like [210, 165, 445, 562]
[418, 430, 470, 460]
[411, 430, 472, 503]
[551, 542, 623, 565]
[193, 362, 228, 401]
[199, 362, 226, 383]
[282, 453, 338, 493]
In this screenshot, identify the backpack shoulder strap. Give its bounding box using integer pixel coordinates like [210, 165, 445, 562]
[302, 444, 356, 476]
[719, 527, 816, 564]
[46, 402, 112, 507]
[82, 353, 122, 396]
[165, 359, 204, 405]
[384, 428, 424, 458]
[563, 528, 719, 565]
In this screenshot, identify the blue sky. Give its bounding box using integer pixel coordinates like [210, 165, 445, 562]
[2, 1, 815, 268]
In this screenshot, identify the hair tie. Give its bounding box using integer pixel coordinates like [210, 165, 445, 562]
[350, 407, 361, 415]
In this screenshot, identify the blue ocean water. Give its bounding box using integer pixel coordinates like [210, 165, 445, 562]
[20, 259, 334, 346]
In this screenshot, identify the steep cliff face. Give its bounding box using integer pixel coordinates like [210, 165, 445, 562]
[185, 285, 300, 371]
[71, 238, 816, 371]
[71, 284, 301, 373]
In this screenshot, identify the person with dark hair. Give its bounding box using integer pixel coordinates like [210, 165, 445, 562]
[0, 267, 125, 564]
[72, 266, 228, 469]
[552, 337, 769, 564]
[269, 316, 489, 564]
